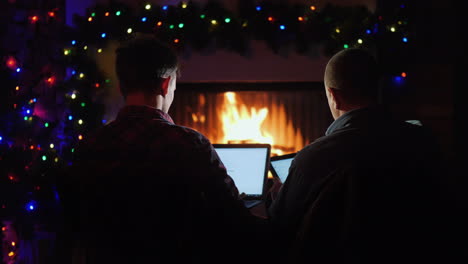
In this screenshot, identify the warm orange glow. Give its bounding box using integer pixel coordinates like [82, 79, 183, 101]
[16, 86, 20, 91]
[11, 242, 16, 246]
[48, 12, 55, 17]
[268, 17, 274, 22]
[88, 17, 93, 22]
[157, 21, 163, 27]
[174, 38, 180, 43]
[31, 16, 39, 22]
[310, 6, 316, 11]
[401, 72, 407, 78]
[7, 57, 16, 68]
[30, 145, 35, 150]
[95, 83, 100, 88]
[8, 252, 15, 257]
[217, 92, 306, 155]
[105, 12, 110, 16]
[78, 135, 83, 140]
[46, 77, 55, 85]
[1, 227, 6, 231]
[298, 17, 304, 22]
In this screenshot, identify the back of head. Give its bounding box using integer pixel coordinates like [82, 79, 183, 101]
[324, 48, 380, 105]
[115, 36, 178, 98]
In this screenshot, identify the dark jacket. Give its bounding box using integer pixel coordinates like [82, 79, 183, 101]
[269, 106, 446, 263]
[60, 105, 263, 264]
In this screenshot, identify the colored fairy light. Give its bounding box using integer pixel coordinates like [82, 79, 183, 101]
[24, 116, 28, 121]
[225, 18, 231, 23]
[42, 155, 47, 161]
[169, 24, 175, 29]
[141, 17, 147, 22]
[335, 28, 341, 33]
[145, 4, 152, 10]
[71, 40, 76, 45]
[200, 14, 205, 19]
[366, 29, 372, 34]
[242, 22, 248, 27]
[105, 12, 110, 16]
[182, 2, 188, 8]
[78, 135, 83, 140]
[211, 20, 217, 25]
[390, 27, 396, 32]
[84, 46, 88, 50]
[298, 17, 304, 22]
[279, 25, 286, 30]
[71, 148, 75, 152]
[91, 12, 96, 17]
[88, 17, 93, 22]
[8, 252, 15, 257]
[29, 117, 33, 121]
[256, 6, 262, 11]
[105, 79, 110, 83]
[157, 21, 163, 27]
[78, 119, 83, 125]
[127, 28, 133, 34]
[394, 76, 404, 84]
[64, 49, 70, 55]
[401, 72, 407, 78]
[2, 227, 6, 231]
[26, 201, 36, 211]
[11, 242, 15, 247]
[16, 86, 20, 90]
[6, 57, 17, 68]
[178, 23, 184, 28]
[344, 44, 349, 49]
[50, 143, 54, 148]
[268, 17, 274, 22]
[16, 68, 21, 73]
[402, 37, 408, 43]
[0, 136, 2, 141]
[102, 119, 107, 124]
[79, 73, 85, 78]
[81, 102, 86, 107]
[68, 115, 73, 120]
[95, 83, 100, 88]
[46, 77, 55, 84]
[72, 70, 76, 75]
[71, 93, 77, 99]
[358, 39, 363, 44]
[48, 12, 55, 17]
[98, 48, 103, 53]
[31, 16, 39, 23]
[310, 6, 316, 11]
[26, 109, 31, 114]
[55, 157, 59, 162]
[174, 38, 180, 43]
[101, 33, 107, 38]
[44, 122, 49, 127]
[116, 11, 121, 16]
[162, 5, 168, 10]
[398, 21, 403, 25]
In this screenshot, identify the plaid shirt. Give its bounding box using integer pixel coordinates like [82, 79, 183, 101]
[62, 105, 260, 263]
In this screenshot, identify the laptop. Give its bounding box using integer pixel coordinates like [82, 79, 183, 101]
[270, 153, 296, 183]
[213, 144, 271, 208]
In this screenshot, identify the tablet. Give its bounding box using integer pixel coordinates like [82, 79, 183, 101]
[270, 153, 296, 183]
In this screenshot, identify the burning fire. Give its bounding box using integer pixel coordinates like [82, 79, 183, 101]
[221, 92, 274, 146]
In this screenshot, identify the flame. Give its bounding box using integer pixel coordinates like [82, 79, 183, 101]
[221, 92, 287, 154]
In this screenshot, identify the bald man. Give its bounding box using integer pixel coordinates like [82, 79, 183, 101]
[268, 49, 444, 263]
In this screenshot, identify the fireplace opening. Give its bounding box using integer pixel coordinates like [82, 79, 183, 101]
[170, 82, 333, 156]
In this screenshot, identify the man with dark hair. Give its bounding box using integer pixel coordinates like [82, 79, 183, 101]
[268, 48, 444, 263]
[61, 36, 264, 264]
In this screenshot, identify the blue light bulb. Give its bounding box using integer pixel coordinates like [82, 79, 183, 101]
[162, 5, 168, 10]
[280, 25, 286, 30]
[68, 115, 73, 120]
[71, 40, 76, 45]
[256, 6, 262, 11]
[16, 68, 21, 72]
[402, 37, 408, 43]
[141, 17, 147, 22]
[101, 33, 107, 38]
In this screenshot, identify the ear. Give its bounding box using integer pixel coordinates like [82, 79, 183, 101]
[327, 87, 341, 110]
[160, 76, 171, 97]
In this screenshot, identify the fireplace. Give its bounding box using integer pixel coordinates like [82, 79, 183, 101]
[170, 82, 333, 156]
